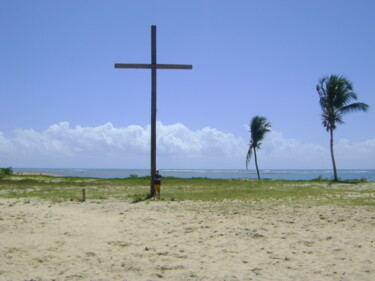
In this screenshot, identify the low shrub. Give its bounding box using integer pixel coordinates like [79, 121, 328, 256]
[0, 167, 13, 175]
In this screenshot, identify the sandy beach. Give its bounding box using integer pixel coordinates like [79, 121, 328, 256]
[1, 197, 374, 281]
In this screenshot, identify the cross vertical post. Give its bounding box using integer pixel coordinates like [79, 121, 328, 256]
[114, 25, 192, 198]
[150, 25, 157, 197]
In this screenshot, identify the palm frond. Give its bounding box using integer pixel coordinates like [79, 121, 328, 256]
[247, 115, 271, 169]
[250, 116, 272, 145]
[339, 102, 369, 115]
[317, 74, 368, 132]
[246, 147, 253, 169]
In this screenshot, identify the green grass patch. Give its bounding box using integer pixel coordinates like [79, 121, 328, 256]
[0, 175, 374, 206]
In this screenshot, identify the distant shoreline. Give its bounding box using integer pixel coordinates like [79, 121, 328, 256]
[11, 168, 375, 182]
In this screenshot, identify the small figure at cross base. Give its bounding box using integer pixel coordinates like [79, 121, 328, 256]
[153, 170, 162, 200]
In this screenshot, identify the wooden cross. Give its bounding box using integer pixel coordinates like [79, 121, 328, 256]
[114, 25, 192, 197]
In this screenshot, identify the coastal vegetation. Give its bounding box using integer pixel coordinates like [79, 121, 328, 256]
[246, 116, 271, 179]
[316, 75, 369, 181]
[0, 167, 13, 176]
[0, 175, 374, 207]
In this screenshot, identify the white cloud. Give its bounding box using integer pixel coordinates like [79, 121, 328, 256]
[158, 123, 244, 156]
[0, 122, 374, 169]
[0, 122, 246, 168]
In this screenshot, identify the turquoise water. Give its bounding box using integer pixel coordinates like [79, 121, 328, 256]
[14, 168, 375, 182]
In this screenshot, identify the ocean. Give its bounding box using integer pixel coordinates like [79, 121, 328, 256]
[14, 168, 375, 182]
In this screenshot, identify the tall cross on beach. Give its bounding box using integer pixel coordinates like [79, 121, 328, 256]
[115, 25, 192, 197]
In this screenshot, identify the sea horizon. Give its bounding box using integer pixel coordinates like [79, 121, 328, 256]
[13, 168, 375, 182]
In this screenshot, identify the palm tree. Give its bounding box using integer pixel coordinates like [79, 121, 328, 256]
[316, 75, 369, 181]
[246, 116, 271, 179]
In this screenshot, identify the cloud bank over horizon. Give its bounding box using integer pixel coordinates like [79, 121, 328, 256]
[0, 122, 374, 169]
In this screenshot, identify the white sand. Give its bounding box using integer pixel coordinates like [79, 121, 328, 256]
[1, 198, 374, 280]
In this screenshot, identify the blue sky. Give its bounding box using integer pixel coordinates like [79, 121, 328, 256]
[0, 0, 374, 169]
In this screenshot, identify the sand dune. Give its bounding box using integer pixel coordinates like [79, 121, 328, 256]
[1, 198, 374, 280]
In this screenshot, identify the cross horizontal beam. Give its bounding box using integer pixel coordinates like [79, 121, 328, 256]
[114, 63, 192, 70]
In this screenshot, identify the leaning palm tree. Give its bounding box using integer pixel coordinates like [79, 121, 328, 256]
[246, 116, 271, 179]
[316, 75, 369, 181]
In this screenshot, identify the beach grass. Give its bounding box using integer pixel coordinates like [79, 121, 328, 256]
[0, 175, 374, 206]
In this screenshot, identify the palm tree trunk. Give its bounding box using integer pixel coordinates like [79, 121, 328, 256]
[330, 128, 338, 181]
[253, 147, 261, 179]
